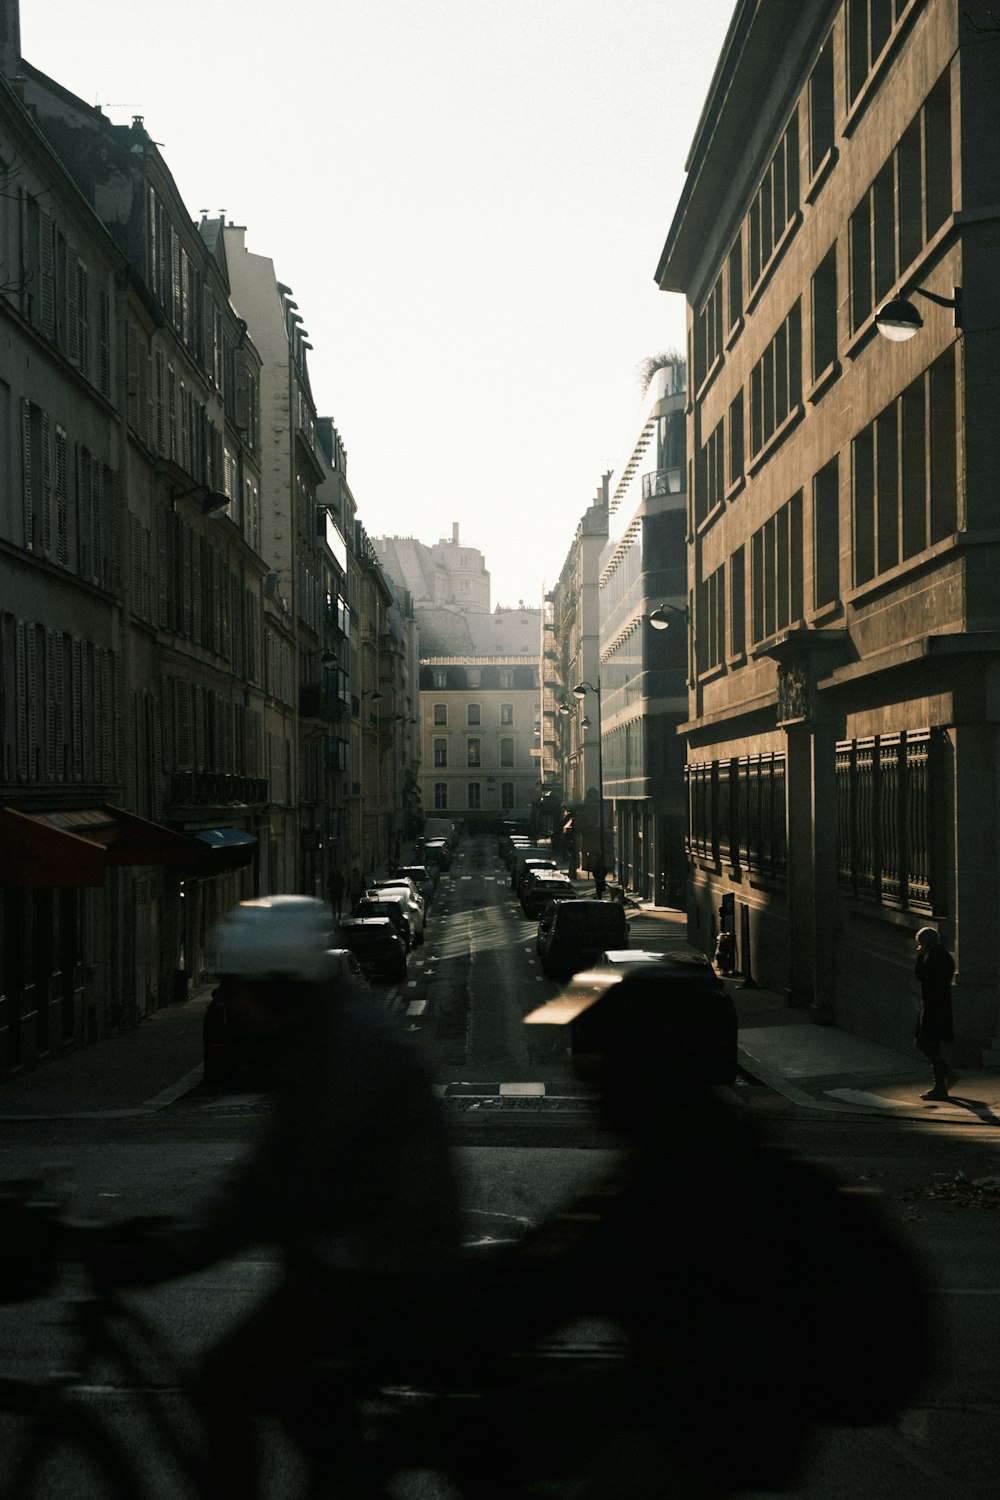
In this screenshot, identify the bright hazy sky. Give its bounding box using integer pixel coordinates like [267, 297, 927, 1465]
[20, 0, 736, 608]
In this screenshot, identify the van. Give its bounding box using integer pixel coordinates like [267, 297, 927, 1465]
[536, 899, 630, 979]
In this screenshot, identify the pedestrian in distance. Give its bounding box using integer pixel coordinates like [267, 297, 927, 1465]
[348, 864, 366, 906]
[914, 925, 959, 1100]
[590, 854, 608, 900]
[329, 866, 346, 918]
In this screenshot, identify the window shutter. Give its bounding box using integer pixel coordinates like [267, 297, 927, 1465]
[67, 253, 80, 364]
[98, 286, 112, 399]
[16, 621, 28, 781]
[21, 400, 34, 553]
[25, 622, 37, 780]
[71, 636, 82, 780]
[39, 211, 55, 340]
[54, 425, 69, 566]
[41, 409, 53, 558]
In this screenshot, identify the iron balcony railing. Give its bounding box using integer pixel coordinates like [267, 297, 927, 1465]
[642, 467, 683, 500]
[169, 772, 269, 808]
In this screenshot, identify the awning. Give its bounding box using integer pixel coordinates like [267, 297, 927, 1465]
[187, 826, 258, 875]
[0, 804, 212, 887]
[191, 827, 258, 851]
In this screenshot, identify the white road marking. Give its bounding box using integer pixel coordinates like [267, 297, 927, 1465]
[499, 1082, 545, 1097]
[407, 999, 427, 1015]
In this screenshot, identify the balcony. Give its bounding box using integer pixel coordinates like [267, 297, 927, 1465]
[642, 467, 683, 500]
[169, 772, 269, 810]
[300, 684, 348, 722]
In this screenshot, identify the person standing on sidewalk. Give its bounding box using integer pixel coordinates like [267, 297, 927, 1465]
[914, 926, 957, 1101]
[329, 866, 346, 918]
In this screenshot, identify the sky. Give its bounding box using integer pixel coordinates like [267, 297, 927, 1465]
[20, 0, 737, 608]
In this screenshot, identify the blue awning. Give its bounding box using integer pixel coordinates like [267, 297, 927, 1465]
[191, 828, 258, 850]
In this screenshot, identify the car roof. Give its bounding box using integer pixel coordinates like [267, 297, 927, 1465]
[338, 916, 397, 931]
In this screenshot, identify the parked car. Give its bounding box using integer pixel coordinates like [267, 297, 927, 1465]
[536, 898, 630, 979]
[351, 896, 412, 948]
[423, 838, 452, 872]
[202, 948, 371, 1086]
[525, 947, 737, 1083]
[336, 917, 408, 982]
[394, 864, 437, 902]
[521, 872, 577, 919]
[515, 856, 560, 897]
[571, 949, 737, 1082]
[369, 882, 425, 944]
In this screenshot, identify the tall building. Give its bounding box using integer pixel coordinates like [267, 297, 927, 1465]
[601, 359, 688, 903]
[376, 524, 490, 613]
[656, 0, 1000, 1061]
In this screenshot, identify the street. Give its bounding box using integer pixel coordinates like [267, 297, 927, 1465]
[1, 830, 999, 1497]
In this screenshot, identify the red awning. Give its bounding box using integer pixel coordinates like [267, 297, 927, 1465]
[0, 805, 204, 887]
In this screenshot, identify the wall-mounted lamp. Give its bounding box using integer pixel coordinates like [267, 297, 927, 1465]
[580, 715, 592, 730]
[312, 649, 338, 667]
[155, 461, 230, 519]
[875, 285, 962, 342]
[558, 701, 572, 716]
[649, 602, 687, 630]
[362, 690, 383, 703]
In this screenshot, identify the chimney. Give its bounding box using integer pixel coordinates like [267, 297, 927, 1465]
[1, 0, 21, 78]
[452, 523, 459, 544]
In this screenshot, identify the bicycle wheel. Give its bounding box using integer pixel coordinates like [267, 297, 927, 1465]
[7, 1394, 146, 1500]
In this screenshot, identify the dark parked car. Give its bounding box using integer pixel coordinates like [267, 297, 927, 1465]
[336, 917, 408, 982]
[423, 838, 452, 872]
[203, 948, 371, 1086]
[536, 898, 630, 979]
[515, 856, 560, 897]
[525, 947, 738, 1084]
[350, 897, 412, 948]
[521, 872, 577, 919]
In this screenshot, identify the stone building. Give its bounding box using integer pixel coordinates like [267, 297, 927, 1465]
[376, 524, 490, 613]
[656, 0, 1000, 1060]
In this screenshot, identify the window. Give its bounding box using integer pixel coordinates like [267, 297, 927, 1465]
[467, 668, 481, 687]
[467, 737, 481, 767]
[501, 782, 515, 808]
[751, 491, 803, 643]
[837, 730, 933, 909]
[434, 782, 448, 810]
[847, 0, 908, 104]
[693, 274, 723, 390]
[467, 703, 481, 726]
[726, 238, 743, 335]
[499, 668, 513, 688]
[433, 670, 447, 688]
[728, 393, 744, 490]
[851, 347, 957, 586]
[849, 74, 952, 331]
[500, 737, 514, 767]
[811, 245, 838, 382]
[697, 566, 726, 675]
[433, 703, 447, 725]
[433, 738, 448, 768]
[467, 782, 481, 810]
[747, 114, 799, 295]
[749, 301, 802, 459]
[698, 421, 725, 525]
[729, 546, 746, 658]
[500, 702, 514, 725]
[813, 457, 840, 609]
[685, 754, 787, 878]
[808, 35, 835, 179]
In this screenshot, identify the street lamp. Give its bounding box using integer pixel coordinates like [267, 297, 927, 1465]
[649, 603, 688, 630]
[874, 284, 962, 341]
[572, 680, 606, 879]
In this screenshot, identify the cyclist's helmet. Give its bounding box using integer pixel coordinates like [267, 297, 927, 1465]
[209, 895, 339, 982]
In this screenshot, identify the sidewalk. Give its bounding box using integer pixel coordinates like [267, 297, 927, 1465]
[627, 895, 1000, 1126]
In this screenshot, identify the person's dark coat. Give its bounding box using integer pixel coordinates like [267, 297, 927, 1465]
[915, 943, 954, 1044]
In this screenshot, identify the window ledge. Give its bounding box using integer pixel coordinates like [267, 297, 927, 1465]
[725, 474, 746, 504]
[694, 352, 724, 406]
[845, 532, 959, 607]
[807, 360, 840, 405]
[725, 315, 744, 352]
[696, 663, 727, 686]
[805, 146, 837, 205]
[747, 403, 804, 476]
[807, 600, 844, 628]
[842, 0, 922, 140]
[695, 500, 725, 537]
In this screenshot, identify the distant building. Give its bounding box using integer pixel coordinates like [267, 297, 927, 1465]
[376, 523, 490, 613]
[656, 0, 1000, 1062]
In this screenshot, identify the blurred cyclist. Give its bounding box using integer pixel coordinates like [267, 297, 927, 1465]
[97, 895, 462, 1496]
[442, 962, 934, 1498]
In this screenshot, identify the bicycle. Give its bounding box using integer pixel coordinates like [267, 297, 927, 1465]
[0, 1180, 628, 1500]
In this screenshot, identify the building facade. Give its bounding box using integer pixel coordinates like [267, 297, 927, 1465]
[600, 359, 689, 903]
[657, 0, 1000, 1060]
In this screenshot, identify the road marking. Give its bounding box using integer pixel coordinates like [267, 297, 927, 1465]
[499, 1082, 545, 1097]
[407, 999, 427, 1015]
